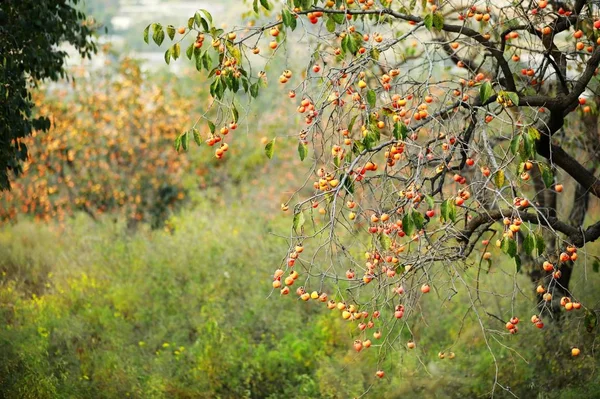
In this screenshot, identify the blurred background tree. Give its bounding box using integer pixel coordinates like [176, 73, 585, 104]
[0, 0, 97, 189]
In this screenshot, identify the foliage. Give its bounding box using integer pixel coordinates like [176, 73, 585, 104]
[148, 0, 600, 391]
[0, 0, 97, 189]
[1, 199, 600, 398]
[0, 59, 200, 228]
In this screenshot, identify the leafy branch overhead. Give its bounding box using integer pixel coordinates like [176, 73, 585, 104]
[148, 0, 600, 383]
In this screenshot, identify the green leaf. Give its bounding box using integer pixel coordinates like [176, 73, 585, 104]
[514, 255, 522, 273]
[393, 122, 408, 140]
[186, 42, 194, 60]
[522, 233, 535, 256]
[412, 210, 424, 230]
[172, 43, 181, 60]
[593, 259, 600, 273]
[298, 141, 308, 161]
[479, 81, 493, 104]
[539, 163, 554, 188]
[260, 0, 272, 10]
[166, 25, 176, 40]
[501, 237, 517, 258]
[293, 211, 306, 232]
[153, 25, 165, 46]
[528, 126, 541, 140]
[199, 9, 213, 24]
[164, 48, 172, 64]
[341, 33, 358, 55]
[174, 135, 182, 152]
[402, 213, 415, 236]
[425, 195, 435, 209]
[265, 139, 275, 159]
[494, 169, 505, 187]
[432, 12, 444, 30]
[187, 17, 194, 29]
[510, 134, 521, 155]
[182, 132, 190, 151]
[195, 51, 203, 71]
[250, 83, 259, 98]
[202, 51, 211, 70]
[370, 48, 380, 61]
[143, 25, 150, 44]
[441, 199, 456, 222]
[343, 174, 354, 194]
[448, 200, 457, 222]
[423, 13, 433, 30]
[347, 115, 358, 134]
[195, 13, 209, 31]
[192, 128, 202, 146]
[331, 12, 345, 24]
[380, 233, 392, 250]
[585, 309, 598, 333]
[325, 17, 336, 32]
[367, 89, 377, 109]
[521, 132, 536, 160]
[506, 91, 519, 106]
[207, 120, 216, 134]
[535, 233, 545, 256]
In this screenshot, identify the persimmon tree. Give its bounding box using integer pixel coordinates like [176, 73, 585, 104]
[149, 0, 600, 391]
[0, 59, 194, 228]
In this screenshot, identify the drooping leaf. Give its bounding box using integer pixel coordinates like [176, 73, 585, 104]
[367, 89, 377, 109]
[186, 42, 194, 60]
[522, 233, 535, 256]
[192, 128, 202, 146]
[250, 83, 259, 98]
[479, 81, 493, 104]
[199, 9, 213, 24]
[432, 12, 444, 30]
[297, 141, 308, 161]
[231, 104, 239, 123]
[330, 12, 345, 24]
[293, 211, 306, 232]
[181, 131, 190, 151]
[172, 43, 180, 60]
[412, 210, 425, 230]
[494, 169, 505, 187]
[325, 17, 336, 32]
[510, 134, 521, 155]
[425, 194, 435, 209]
[506, 91, 519, 106]
[539, 163, 554, 188]
[152, 25, 165, 46]
[379, 233, 392, 250]
[514, 255, 522, 273]
[164, 47, 172, 64]
[501, 237, 517, 258]
[265, 139, 275, 159]
[260, 0, 272, 10]
[423, 13, 433, 30]
[166, 25, 176, 40]
[207, 120, 216, 134]
[594, 259, 600, 273]
[535, 233, 545, 256]
[143, 25, 150, 44]
[402, 213, 415, 236]
[393, 122, 408, 140]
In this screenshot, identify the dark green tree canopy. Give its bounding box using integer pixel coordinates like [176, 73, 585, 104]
[0, 0, 96, 189]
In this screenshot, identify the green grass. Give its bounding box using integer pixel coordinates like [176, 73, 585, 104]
[1, 194, 600, 398]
